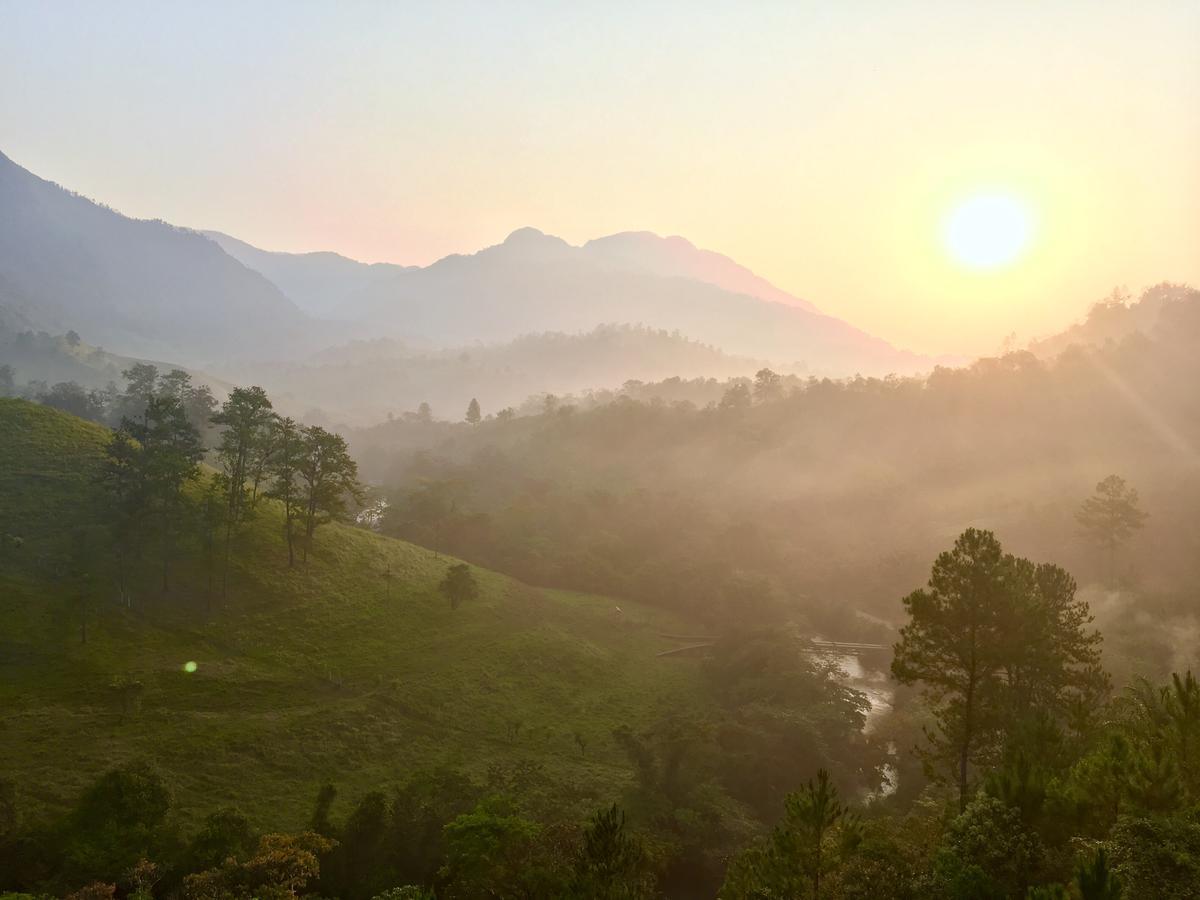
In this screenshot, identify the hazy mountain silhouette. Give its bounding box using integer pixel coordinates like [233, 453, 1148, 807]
[582, 231, 821, 313]
[347, 227, 933, 374]
[202, 230, 413, 317]
[0, 150, 312, 366]
[2, 150, 939, 376]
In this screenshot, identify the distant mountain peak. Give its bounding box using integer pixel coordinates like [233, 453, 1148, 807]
[504, 226, 550, 242]
[500, 226, 572, 251]
[583, 230, 820, 313]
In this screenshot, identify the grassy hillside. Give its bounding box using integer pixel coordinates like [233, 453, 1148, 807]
[0, 399, 705, 830]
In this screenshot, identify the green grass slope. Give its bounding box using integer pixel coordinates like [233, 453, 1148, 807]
[0, 399, 705, 829]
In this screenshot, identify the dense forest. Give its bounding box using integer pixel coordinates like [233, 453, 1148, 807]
[2, 285, 1199, 897]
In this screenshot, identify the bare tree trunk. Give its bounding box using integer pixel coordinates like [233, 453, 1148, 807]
[959, 683, 975, 813]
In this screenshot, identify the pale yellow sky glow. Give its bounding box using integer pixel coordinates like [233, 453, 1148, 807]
[2, 1, 1197, 355]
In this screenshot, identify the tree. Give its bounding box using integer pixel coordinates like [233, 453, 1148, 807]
[753, 368, 783, 402]
[439, 563, 478, 610]
[62, 762, 172, 886]
[787, 770, 857, 900]
[125, 396, 203, 593]
[247, 414, 280, 506]
[721, 769, 859, 900]
[264, 417, 304, 566]
[439, 797, 553, 898]
[1001, 560, 1108, 720]
[325, 791, 392, 899]
[719, 382, 751, 411]
[929, 794, 1041, 899]
[892, 529, 1105, 812]
[159, 369, 218, 438]
[182, 831, 335, 900]
[98, 428, 147, 608]
[38, 381, 105, 421]
[1077, 847, 1122, 900]
[116, 363, 160, 423]
[1164, 671, 1200, 797]
[296, 425, 363, 563]
[211, 387, 274, 597]
[1106, 814, 1200, 899]
[570, 804, 652, 899]
[891, 529, 1012, 812]
[1076, 475, 1147, 583]
[1065, 732, 1132, 831]
[465, 398, 481, 425]
[182, 808, 256, 874]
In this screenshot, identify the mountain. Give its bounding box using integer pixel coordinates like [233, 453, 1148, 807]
[346, 227, 934, 375]
[0, 150, 313, 366]
[1, 149, 937, 377]
[0, 397, 702, 826]
[582, 231, 821, 313]
[202, 230, 413, 318]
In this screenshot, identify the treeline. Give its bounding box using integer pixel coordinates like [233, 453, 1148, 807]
[0, 762, 655, 900]
[48, 365, 362, 619]
[0, 358, 216, 439]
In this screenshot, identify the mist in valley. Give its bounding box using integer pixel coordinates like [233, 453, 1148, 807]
[2, 3, 1200, 898]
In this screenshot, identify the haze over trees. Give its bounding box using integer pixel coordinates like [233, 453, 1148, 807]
[2, 134, 1199, 900]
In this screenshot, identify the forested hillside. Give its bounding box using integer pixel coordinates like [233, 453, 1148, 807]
[352, 286, 1200, 673]
[0, 396, 876, 897]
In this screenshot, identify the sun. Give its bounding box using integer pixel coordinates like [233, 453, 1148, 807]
[942, 192, 1034, 270]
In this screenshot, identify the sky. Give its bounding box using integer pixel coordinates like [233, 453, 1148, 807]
[1, 0, 1197, 356]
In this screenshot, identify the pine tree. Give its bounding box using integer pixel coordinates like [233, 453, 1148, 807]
[891, 529, 1011, 812]
[465, 398, 481, 425]
[892, 529, 1105, 812]
[1076, 475, 1147, 584]
[1077, 847, 1122, 900]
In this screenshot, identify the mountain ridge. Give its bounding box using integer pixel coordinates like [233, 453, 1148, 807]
[0, 150, 315, 368]
[2, 150, 946, 378]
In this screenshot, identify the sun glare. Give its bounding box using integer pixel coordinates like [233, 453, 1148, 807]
[942, 193, 1034, 270]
